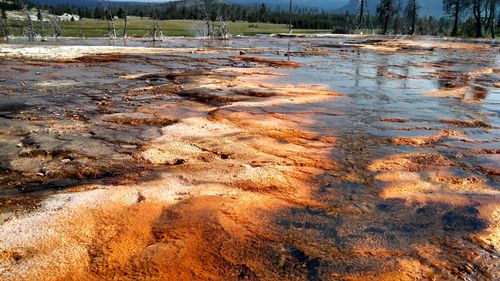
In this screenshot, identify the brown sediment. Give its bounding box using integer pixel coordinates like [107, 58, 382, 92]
[124, 84, 183, 100]
[339, 42, 402, 53]
[227, 56, 301, 68]
[11, 67, 29, 73]
[409, 60, 457, 69]
[377, 67, 412, 80]
[73, 53, 126, 64]
[120, 71, 208, 81]
[101, 113, 178, 126]
[439, 119, 491, 128]
[210, 67, 285, 77]
[421, 62, 498, 103]
[422, 85, 493, 103]
[392, 130, 461, 146]
[466, 67, 500, 76]
[286, 47, 329, 56]
[0, 50, 339, 280]
[422, 86, 471, 98]
[379, 118, 409, 123]
[329, 38, 495, 55]
[430, 66, 498, 82]
[369, 148, 499, 272]
[384, 39, 494, 52]
[474, 154, 500, 176]
[369, 152, 455, 173]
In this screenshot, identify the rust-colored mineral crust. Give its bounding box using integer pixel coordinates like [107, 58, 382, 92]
[0, 37, 498, 280]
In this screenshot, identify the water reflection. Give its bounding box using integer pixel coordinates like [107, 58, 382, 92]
[469, 85, 488, 101]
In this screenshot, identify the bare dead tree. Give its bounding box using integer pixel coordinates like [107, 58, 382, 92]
[143, 5, 163, 41]
[377, 0, 396, 35]
[393, 0, 403, 34]
[213, 16, 231, 39]
[100, 0, 116, 39]
[289, 0, 293, 33]
[47, 15, 62, 38]
[488, 0, 498, 38]
[22, 7, 38, 40]
[0, 14, 10, 39]
[38, 10, 47, 40]
[357, 0, 368, 31]
[200, 0, 212, 38]
[78, 17, 84, 38]
[152, 22, 164, 41]
[123, 10, 128, 38]
[405, 0, 419, 35]
[195, 1, 230, 39]
[144, 20, 164, 42]
[117, 7, 128, 38]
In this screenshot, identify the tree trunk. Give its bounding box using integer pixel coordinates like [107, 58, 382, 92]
[358, 0, 365, 30]
[123, 16, 127, 38]
[394, 1, 401, 34]
[452, 2, 460, 36]
[475, 20, 482, 38]
[383, 13, 389, 34]
[474, 2, 483, 37]
[410, 1, 417, 35]
[289, 0, 293, 34]
[490, 0, 496, 38]
[0, 14, 9, 38]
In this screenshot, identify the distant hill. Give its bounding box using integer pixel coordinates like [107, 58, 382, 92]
[27, 0, 348, 10]
[228, 0, 349, 10]
[26, 0, 444, 17]
[337, 0, 444, 18]
[28, 0, 109, 8]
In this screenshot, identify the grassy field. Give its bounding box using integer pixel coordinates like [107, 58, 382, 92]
[10, 17, 330, 37]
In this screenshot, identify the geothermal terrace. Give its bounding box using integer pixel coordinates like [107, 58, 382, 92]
[0, 36, 498, 280]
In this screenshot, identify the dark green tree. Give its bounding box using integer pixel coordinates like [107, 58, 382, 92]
[259, 3, 267, 23]
[94, 7, 102, 19]
[37, 7, 43, 21]
[117, 7, 126, 19]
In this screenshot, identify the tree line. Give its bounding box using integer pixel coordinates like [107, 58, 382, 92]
[2, 0, 499, 38]
[39, 1, 368, 31]
[376, 0, 498, 38]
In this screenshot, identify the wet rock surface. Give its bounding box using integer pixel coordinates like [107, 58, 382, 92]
[0, 36, 498, 280]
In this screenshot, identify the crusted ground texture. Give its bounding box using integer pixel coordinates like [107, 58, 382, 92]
[0, 36, 499, 280]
